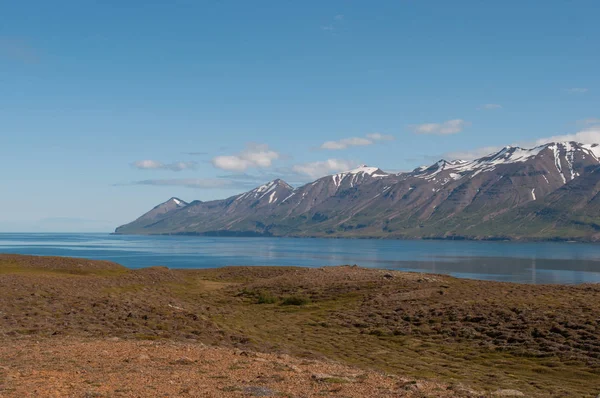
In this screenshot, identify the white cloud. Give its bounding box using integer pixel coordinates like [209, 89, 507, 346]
[578, 118, 600, 126]
[479, 104, 502, 110]
[411, 119, 469, 135]
[125, 178, 235, 189]
[132, 160, 197, 171]
[320, 137, 372, 150]
[334, 14, 344, 20]
[566, 88, 589, 94]
[213, 156, 251, 171]
[212, 144, 280, 172]
[292, 159, 357, 179]
[320, 133, 394, 150]
[442, 126, 600, 162]
[531, 126, 600, 146]
[444, 146, 505, 161]
[366, 133, 395, 141]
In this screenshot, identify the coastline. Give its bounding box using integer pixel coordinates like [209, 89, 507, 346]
[111, 230, 600, 243]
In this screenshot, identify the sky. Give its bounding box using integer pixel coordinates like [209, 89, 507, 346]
[1, 0, 599, 232]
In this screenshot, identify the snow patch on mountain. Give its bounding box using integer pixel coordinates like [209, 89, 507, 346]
[235, 179, 292, 202]
[281, 192, 296, 203]
[347, 165, 383, 175]
[548, 143, 567, 184]
[330, 165, 389, 187]
[582, 143, 600, 160]
[415, 142, 598, 184]
[338, 165, 389, 178]
[268, 190, 277, 204]
[170, 198, 187, 207]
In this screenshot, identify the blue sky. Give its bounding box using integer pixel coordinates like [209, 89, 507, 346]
[1, 0, 599, 232]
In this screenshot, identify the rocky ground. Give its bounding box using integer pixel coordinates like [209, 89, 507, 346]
[1, 254, 599, 397]
[0, 338, 478, 397]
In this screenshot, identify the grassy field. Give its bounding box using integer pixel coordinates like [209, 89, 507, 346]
[1, 254, 599, 397]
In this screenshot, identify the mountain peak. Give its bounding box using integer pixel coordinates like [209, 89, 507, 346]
[325, 165, 389, 188]
[346, 165, 386, 175]
[271, 178, 293, 188]
[167, 197, 187, 207]
[252, 179, 292, 193]
[232, 178, 295, 205]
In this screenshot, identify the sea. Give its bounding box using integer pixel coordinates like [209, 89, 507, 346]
[1, 233, 599, 285]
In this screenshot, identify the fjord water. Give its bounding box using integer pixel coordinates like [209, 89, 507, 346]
[1, 233, 599, 284]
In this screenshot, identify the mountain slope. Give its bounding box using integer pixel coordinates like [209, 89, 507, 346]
[459, 164, 600, 240]
[115, 142, 600, 241]
[115, 197, 188, 233]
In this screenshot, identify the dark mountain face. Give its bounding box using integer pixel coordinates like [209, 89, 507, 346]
[467, 165, 600, 241]
[115, 142, 600, 241]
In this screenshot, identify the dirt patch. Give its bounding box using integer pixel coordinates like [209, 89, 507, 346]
[0, 338, 474, 397]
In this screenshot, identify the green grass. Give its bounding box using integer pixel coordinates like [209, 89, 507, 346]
[257, 291, 278, 304]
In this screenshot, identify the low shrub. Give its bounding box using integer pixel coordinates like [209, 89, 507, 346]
[256, 291, 277, 304]
[281, 296, 310, 306]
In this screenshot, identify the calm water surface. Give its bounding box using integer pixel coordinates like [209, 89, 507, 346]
[1, 233, 599, 284]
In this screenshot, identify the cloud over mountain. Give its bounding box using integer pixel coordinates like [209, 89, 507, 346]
[292, 159, 357, 178]
[212, 144, 280, 172]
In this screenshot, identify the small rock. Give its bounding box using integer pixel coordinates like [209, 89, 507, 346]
[288, 364, 302, 373]
[383, 273, 394, 279]
[399, 380, 423, 391]
[311, 373, 352, 383]
[171, 357, 194, 365]
[137, 354, 150, 361]
[492, 389, 525, 397]
[312, 373, 333, 381]
[107, 337, 120, 342]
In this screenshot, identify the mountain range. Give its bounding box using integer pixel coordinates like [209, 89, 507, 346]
[115, 141, 600, 242]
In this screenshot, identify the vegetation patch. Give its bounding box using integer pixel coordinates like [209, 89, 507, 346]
[281, 296, 310, 306]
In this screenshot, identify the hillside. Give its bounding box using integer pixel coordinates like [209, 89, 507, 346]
[116, 141, 600, 241]
[1, 255, 599, 396]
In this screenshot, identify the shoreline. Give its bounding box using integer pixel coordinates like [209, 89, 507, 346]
[2, 251, 600, 286]
[111, 230, 600, 243]
[2, 245, 600, 286]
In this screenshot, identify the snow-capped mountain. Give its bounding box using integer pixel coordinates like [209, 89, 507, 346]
[233, 179, 294, 206]
[116, 141, 600, 241]
[137, 197, 187, 220]
[115, 197, 189, 234]
[413, 142, 600, 183]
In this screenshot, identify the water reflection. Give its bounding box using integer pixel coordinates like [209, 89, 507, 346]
[0, 233, 599, 284]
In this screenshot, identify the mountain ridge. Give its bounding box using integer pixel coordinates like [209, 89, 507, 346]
[115, 141, 600, 242]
